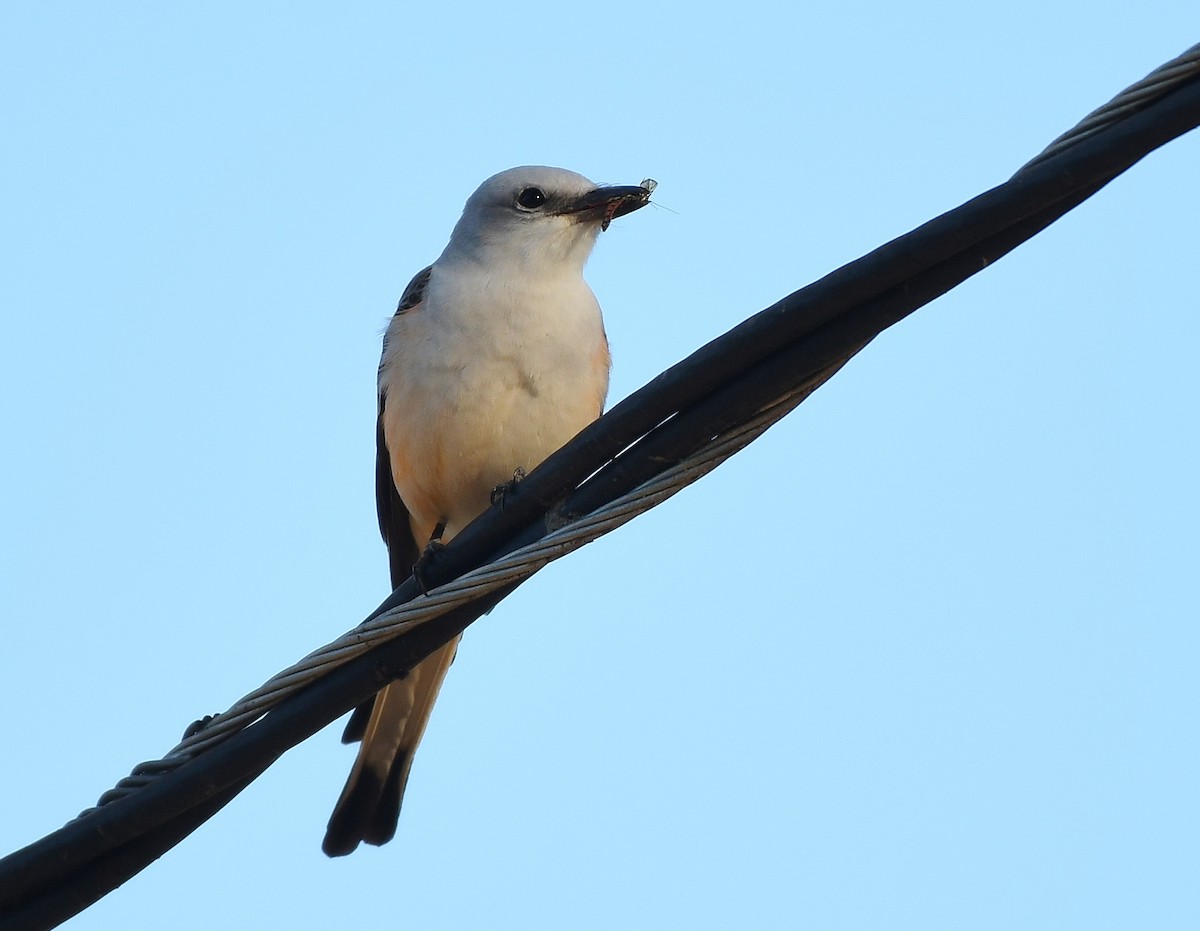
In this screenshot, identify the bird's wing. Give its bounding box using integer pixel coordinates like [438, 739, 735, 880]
[325, 265, 461, 856]
[339, 266, 431, 746]
[377, 265, 431, 587]
[375, 400, 421, 591]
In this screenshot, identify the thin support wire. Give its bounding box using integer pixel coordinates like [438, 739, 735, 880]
[82, 385, 810, 814]
[75, 35, 1200, 820]
[1017, 41, 1200, 174]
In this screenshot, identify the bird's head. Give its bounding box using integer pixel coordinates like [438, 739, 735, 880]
[443, 166, 652, 271]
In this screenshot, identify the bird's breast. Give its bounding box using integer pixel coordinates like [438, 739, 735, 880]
[379, 270, 610, 539]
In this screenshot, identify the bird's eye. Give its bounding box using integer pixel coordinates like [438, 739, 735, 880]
[516, 187, 547, 210]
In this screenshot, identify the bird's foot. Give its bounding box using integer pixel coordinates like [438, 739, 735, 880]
[490, 467, 527, 508]
[413, 523, 447, 593]
[413, 539, 446, 594]
[182, 714, 216, 740]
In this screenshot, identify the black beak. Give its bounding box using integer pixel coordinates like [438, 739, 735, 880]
[559, 182, 654, 230]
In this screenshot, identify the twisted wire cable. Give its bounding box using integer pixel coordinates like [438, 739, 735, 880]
[1017, 41, 1200, 174]
[83, 383, 815, 813]
[77, 37, 1200, 816]
[4, 38, 1197, 931]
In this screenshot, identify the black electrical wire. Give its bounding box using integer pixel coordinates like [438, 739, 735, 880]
[1, 58, 1197, 931]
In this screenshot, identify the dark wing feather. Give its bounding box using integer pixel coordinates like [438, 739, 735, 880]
[340, 266, 431, 746]
[376, 264, 431, 586]
[375, 402, 420, 588]
[396, 265, 432, 314]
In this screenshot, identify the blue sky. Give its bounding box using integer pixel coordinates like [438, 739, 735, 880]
[2, 3, 1198, 928]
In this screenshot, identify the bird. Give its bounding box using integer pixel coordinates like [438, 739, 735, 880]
[322, 166, 653, 856]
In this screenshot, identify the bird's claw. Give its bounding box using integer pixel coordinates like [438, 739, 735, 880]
[412, 522, 447, 593]
[490, 467, 527, 508]
[413, 539, 446, 594]
[182, 714, 216, 740]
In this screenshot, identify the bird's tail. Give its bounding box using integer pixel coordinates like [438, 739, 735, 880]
[322, 636, 460, 856]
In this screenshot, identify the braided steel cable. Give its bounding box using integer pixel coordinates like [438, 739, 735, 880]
[2, 40, 1197, 931]
[1018, 42, 1200, 173]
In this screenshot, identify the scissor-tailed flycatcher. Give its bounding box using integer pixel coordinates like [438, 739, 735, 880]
[323, 166, 652, 856]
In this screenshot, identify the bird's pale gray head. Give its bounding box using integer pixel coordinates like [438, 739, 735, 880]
[442, 166, 651, 270]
